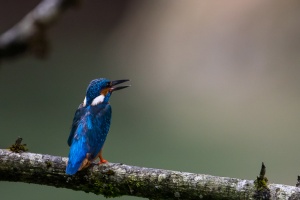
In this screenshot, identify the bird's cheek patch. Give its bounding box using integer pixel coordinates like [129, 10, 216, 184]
[100, 88, 110, 96]
[83, 97, 87, 106]
[91, 95, 105, 106]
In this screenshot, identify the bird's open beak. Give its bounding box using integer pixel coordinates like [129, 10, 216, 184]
[110, 79, 130, 92]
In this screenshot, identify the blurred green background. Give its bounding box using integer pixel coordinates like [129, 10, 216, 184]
[1, 0, 300, 199]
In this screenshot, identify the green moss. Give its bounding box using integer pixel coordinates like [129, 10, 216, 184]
[94, 180, 121, 198]
[135, 182, 142, 188]
[8, 137, 28, 153]
[254, 176, 268, 191]
[127, 175, 145, 188]
[45, 161, 52, 168]
[103, 169, 115, 176]
[253, 176, 270, 199]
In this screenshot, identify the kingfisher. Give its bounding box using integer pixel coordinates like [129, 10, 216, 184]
[66, 78, 130, 175]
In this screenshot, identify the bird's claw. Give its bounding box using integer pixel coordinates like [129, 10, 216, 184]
[99, 159, 108, 164]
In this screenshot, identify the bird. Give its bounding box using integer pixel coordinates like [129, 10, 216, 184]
[66, 78, 130, 175]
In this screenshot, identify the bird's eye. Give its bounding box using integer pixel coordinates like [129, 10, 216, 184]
[107, 82, 111, 87]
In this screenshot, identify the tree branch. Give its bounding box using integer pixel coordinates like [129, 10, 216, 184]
[0, 149, 300, 199]
[0, 0, 80, 61]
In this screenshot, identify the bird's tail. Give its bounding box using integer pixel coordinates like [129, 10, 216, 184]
[66, 141, 87, 175]
[66, 159, 81, 175]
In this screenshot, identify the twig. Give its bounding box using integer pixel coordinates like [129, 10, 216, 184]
[253, 162, 270, 199]
[8, 137, 28, 153]
[0, 149, 300, 199]
[0, 0, 80, 61]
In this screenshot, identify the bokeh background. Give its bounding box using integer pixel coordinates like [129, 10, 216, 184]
[1, 0, 300, 199]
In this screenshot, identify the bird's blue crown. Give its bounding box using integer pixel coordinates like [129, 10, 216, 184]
[86, 78, 110, 105]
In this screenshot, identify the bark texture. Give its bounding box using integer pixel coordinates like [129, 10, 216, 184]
[1, 149, 300, 199]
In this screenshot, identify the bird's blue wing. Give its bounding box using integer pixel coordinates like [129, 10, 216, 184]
[66, 104, 111, 175]
[66, 122, 89, 175]
[88, 104, 112, 159]
[67, 103, 85, 146]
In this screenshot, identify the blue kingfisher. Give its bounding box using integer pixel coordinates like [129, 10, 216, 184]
[66, 78, 130, 175]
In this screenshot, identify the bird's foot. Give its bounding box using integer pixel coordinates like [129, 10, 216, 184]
[98, 149, 108, 164]
[98, 158, 108, 164]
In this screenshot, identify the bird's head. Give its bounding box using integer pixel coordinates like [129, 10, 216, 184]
[83, 78, 130, 106]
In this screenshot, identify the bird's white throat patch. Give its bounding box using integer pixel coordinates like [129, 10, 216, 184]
[91, 95, 105, 106]
[82, 95, 105, 106]
[83, 97, 87, 106]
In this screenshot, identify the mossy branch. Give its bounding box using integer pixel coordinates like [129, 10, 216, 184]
[0, 0, 80, 61]
[0, 149, 300, 199]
